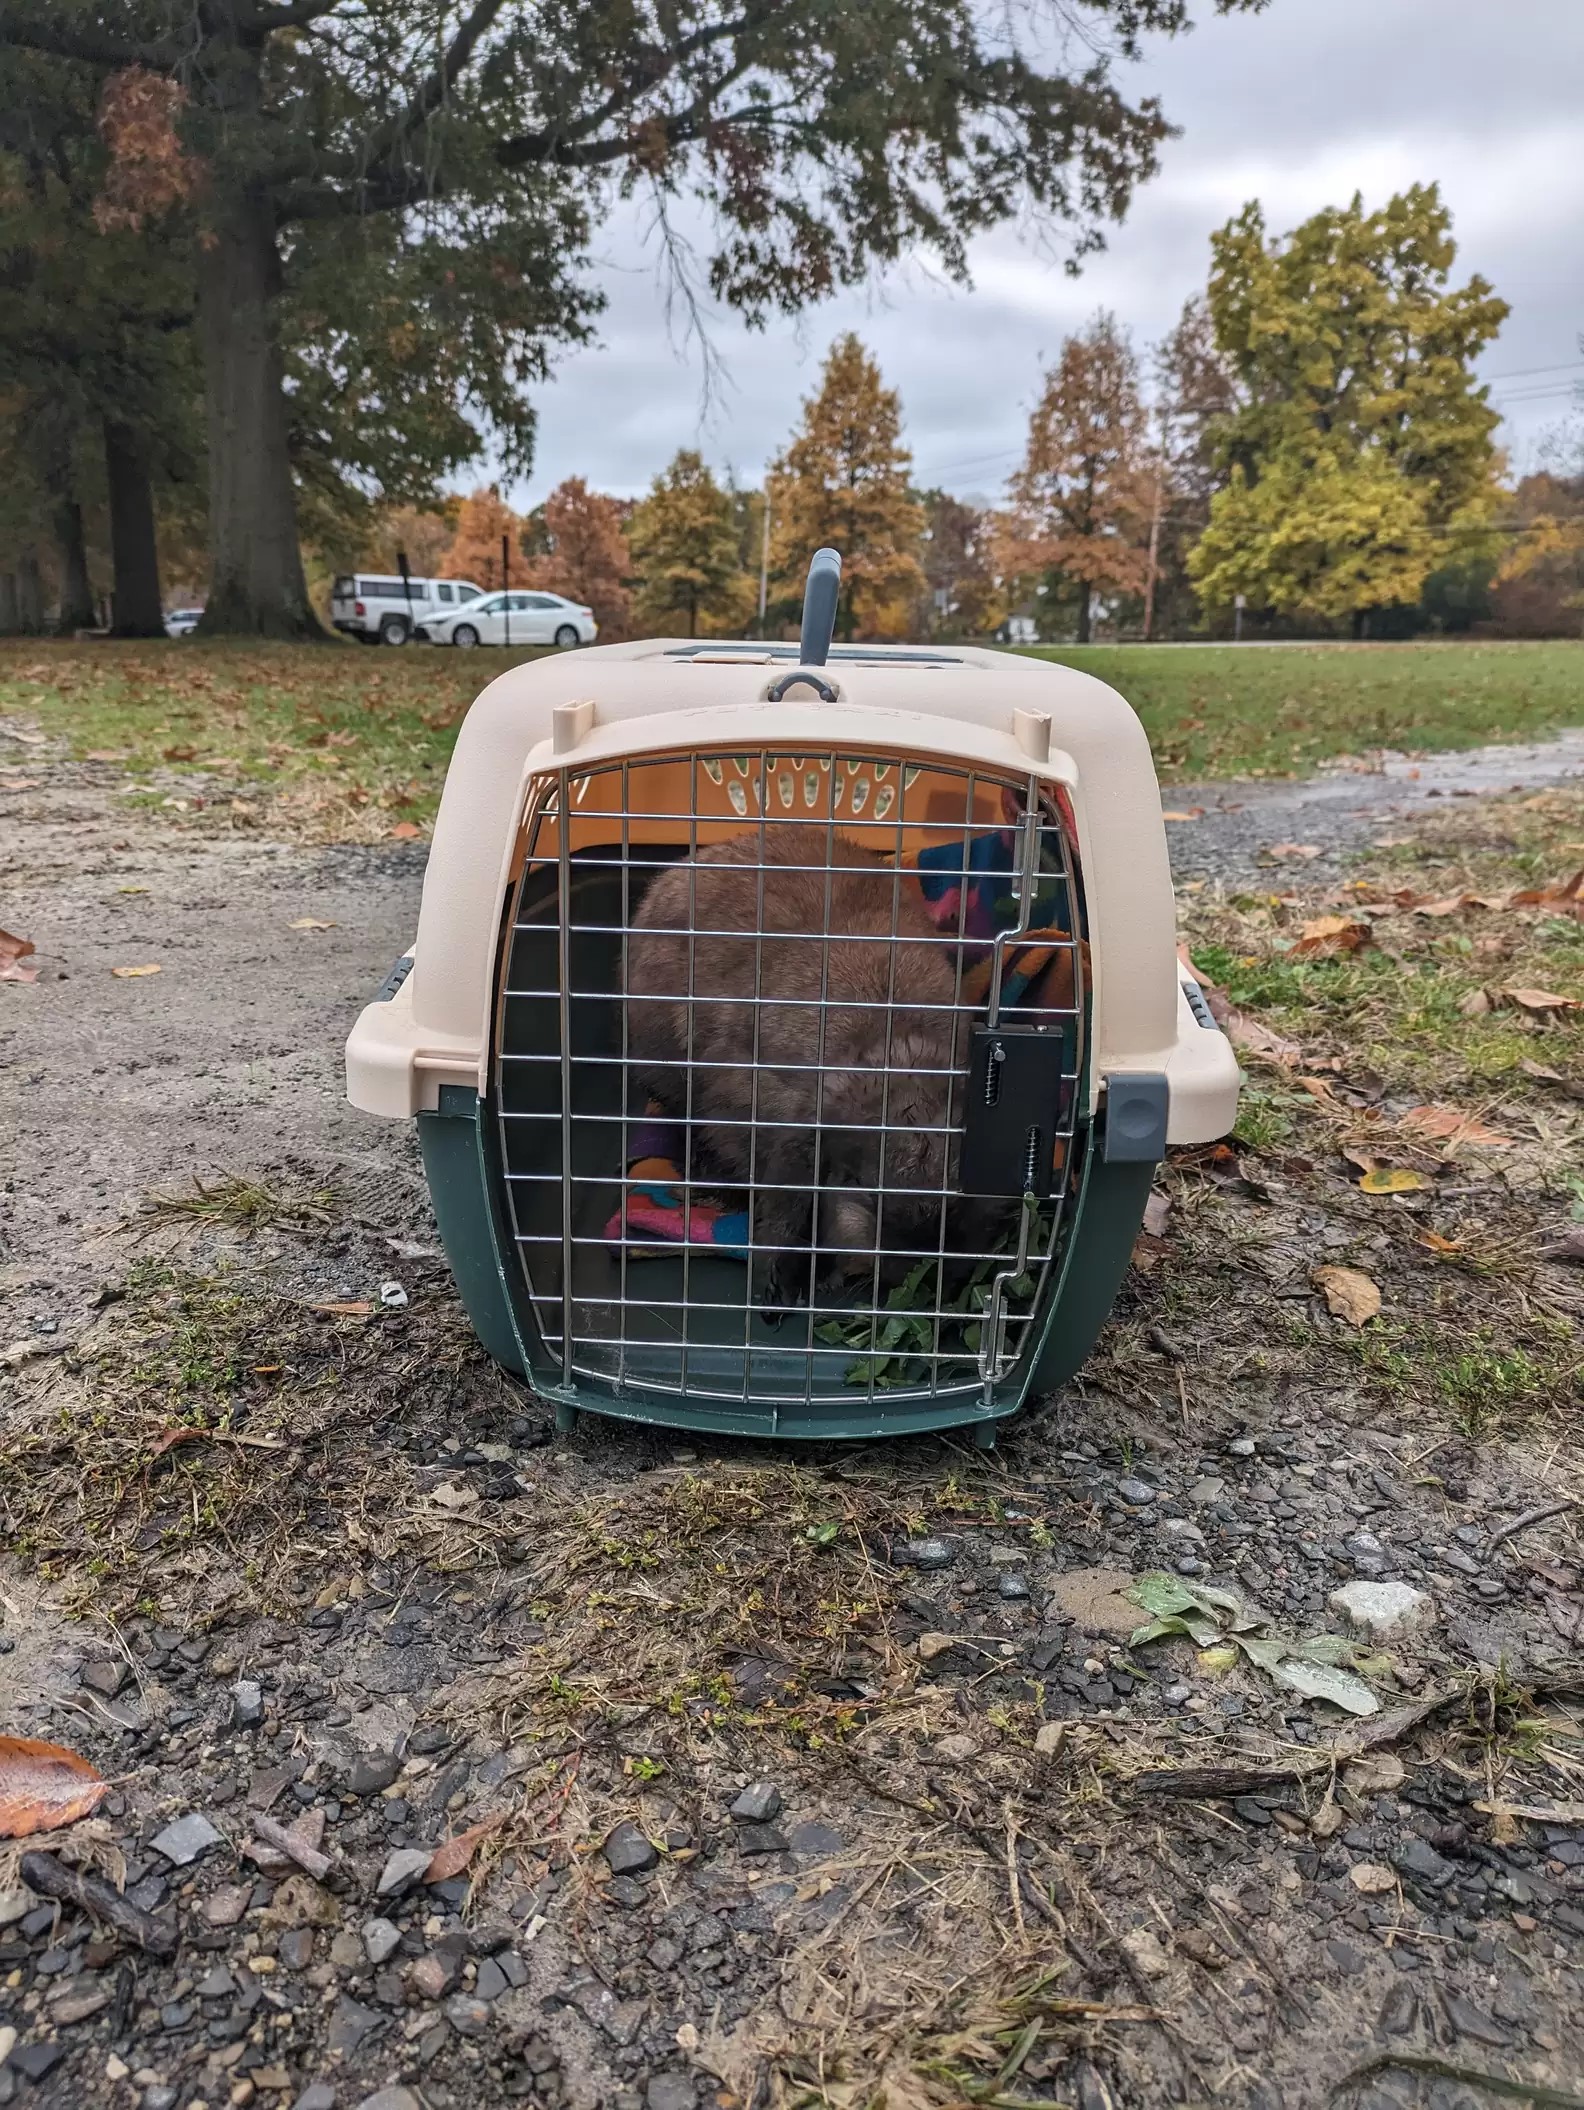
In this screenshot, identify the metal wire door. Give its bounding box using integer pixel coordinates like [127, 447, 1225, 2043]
[493, 748, 1086, 1421]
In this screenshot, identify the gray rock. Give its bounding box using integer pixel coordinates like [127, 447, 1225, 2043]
[150, 1812, 223, 1866]
[1443, 1994, 1511, 2048]
[474, 1956, 509, 2001]
[196, 1965, 235, 1999]
[231, 1679, 264, 1729]
[603, 1822, 658, 1875]
[646, 2078, 696, 2110]
[409, 1951, 461, 2001]
[291, 2087, 337, 2110]
[897, 1537, 953, 1569]
[787, 1821, 846, 1857]
[353, 2092, 421, 2110]
[1116, 1477, 1156, 1506]
[141, 2088, 177, 2110]
[8, 2045, 64, 2085]
[376, 1847, 432, 1897]
[326, 1995, 383, 2054]
[444, 1994, 491, 2038]
[729, 1782, 783, 1824]
[1227, 1437, 1257, 1458]
[362, 1918, 402, 1966]
[1327, 1580, 1434, 1643]
[81, 1657, 128, 1697]
[346, 1750, 401, 1797]
[737, 1824, 789, 1855]
[997, 1572, 1030, 1600]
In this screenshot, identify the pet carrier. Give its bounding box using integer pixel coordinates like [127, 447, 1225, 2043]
[346, 550, 1239, 1444]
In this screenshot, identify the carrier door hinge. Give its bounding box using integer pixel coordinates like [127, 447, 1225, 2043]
[1100, 1072, 1169, 1163]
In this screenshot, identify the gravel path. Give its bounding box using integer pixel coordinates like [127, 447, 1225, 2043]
[3, 725, 1582, 2110]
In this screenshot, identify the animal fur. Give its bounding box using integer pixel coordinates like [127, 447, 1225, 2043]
[626, 824, 990, 1313]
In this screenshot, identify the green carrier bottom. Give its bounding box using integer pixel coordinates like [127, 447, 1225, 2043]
[417, 1086, 1153, 1445]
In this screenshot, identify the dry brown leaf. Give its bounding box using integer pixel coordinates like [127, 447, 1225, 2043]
[1359, 1165, 1432, 1195]
[1265, 843, 1322, 861]
[310, 1300, 373, 1317]
[425, 1816, 504, 1884]
[1291, 915, 1371, 957]
[1314, 1265, 1381, 1326]
[1500, 987, 1581, 1015]
[1417, 1229, 1464, 1255]
[1411, 894, 1472, 918]
[390, 820, 422, 841]
[1399, 1105, 1510, 1148]
[0, 1734, 110, 1838]
[1162, 808, 1205, 822]
[162, 743, 197, 762]
[1142, 1190, 1171, 1237]
[1226, 1008, 1303, 1067]
[1, 926, 38, 983]
[288, 918, 336, 932]
[83, 748, 128, 762]
[1295, 1076, 1340, 1105]
[1176, 943, 1213, 990]
[111, 963, 161, 979]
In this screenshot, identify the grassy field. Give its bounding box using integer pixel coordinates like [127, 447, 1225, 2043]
[1023, 637, 1584, 778]
[0, 635, 1579, 839]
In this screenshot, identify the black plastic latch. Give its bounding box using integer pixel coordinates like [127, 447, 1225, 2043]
[374, 954, 414, 1003]
[959, 1024, 1073, 1197]
[1101, 1072, 1169, 1163]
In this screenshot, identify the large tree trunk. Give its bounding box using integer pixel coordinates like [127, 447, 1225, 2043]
[105, 420, 167, 638]
[197, 191, 321, 638]
[54, 498, 96, 633]
[17, 550, 45, 631]
[1075, 584, 1092, 644]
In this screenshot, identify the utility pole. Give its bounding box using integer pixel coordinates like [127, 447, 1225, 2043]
[757, 485, 771, 638]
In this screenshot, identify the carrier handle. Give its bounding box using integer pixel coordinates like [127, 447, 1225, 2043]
[799, 546, 842, 667]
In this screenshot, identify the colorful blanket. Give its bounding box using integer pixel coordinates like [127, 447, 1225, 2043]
[604, 793, 1080, 1257]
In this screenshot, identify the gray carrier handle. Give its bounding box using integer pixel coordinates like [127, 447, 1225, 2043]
[766, 547, 843, 701]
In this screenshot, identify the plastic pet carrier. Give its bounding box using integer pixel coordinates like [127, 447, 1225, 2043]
[346, 552, 1239, 1443]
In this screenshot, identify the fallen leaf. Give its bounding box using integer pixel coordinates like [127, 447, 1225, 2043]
[1162, 807, 1205, 822]
[425, 1816, 504, 1884]
[1, 926, 38, 983]
[1176, 944, 1213, 990]
[110, 963, 161, 979]
[1348, 1862, 1398, 1894]
[390, 820, 422, 841]
[310, 1300, 372, 1317]
[1459, 988, 1492, 1017]
[1295, 1076, 1340, 1104]
[1225, 1008, 1303, 1067]
[1417, 1230, 1464, 1255]
[1399, 1105, 1510, 1148]
[1265, 843, 1322, 861]
[1268, 1657, 1380, 1716]
[0, 1735, 110, 1838]
[1358, 1166, 1431, 1195]
[1500, 987, 1581, 1015]
[1142, 1190, 1171, 1237]
[162, 743, 198, 762]
[1314, 1265, 1381, 1326]
[83, 749, 128, 763]
[430, 1481, 479, 1512]
[288, 918, 336, 932]
[1291, 915, 1371, 957]
[1412, 894, 1473, 918]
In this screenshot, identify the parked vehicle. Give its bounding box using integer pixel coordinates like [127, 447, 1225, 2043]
[165, 607, 203, 638]
[329, 574, 484, 645]
[418, 589, 597, 650]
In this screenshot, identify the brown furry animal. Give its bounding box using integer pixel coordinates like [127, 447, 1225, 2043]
[626, 824, 988, 1314]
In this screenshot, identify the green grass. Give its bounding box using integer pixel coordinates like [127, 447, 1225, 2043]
[1014, 638, 1584, 779]
[2, 637, 1581, 840]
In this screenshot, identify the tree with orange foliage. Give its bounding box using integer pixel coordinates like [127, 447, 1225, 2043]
[522, 479, 632, 636]
[999, 312, 1151, 642]
[769, 336, 924, 640]
[443, 487, 522, 593]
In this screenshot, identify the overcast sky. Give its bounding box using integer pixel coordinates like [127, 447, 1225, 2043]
[506, 0, 1584, 508]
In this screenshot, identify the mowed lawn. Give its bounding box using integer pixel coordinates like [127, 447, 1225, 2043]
[0, 635, 1579, 837]
[1022, 637, 1584, 778]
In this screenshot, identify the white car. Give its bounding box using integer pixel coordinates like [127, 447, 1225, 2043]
[330, 573, 485, 646]
[420, 590, 597, 650]
[165, 607, 203, 638]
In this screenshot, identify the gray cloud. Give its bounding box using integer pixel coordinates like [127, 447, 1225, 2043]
[504, 0, 1584, 504]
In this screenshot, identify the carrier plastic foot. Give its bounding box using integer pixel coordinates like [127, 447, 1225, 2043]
[972, 1419, 998, 1451]
[554, 1401, 577, 1435]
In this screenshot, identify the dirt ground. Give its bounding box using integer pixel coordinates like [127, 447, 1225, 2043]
[3, 722, 1584, 2110]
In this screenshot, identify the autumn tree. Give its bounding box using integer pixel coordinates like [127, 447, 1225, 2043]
[1143, 295, 1238, 635]
[1490, 422, 1584, 636]
[629, 451, 751, 637]
[999, 313, 1150, 642]
[3, 2, 1269, 637]
[769, 336, 925, 639]
[443, 487, 523, 592]
[1189, 185, 1509, 631]
[918, 492, 1002, 637]
[523, 479, 633, 637]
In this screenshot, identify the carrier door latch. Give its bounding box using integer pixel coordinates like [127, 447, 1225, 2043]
[960, 1024, 1074, 1198]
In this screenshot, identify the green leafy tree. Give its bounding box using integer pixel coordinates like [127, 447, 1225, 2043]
[769, 335, 925, 639]
[998, 311, 1150, 642]
[629, 451, 750, 636]
[1189, 184, 1509, 631]
[3, 1, 1270, 637]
